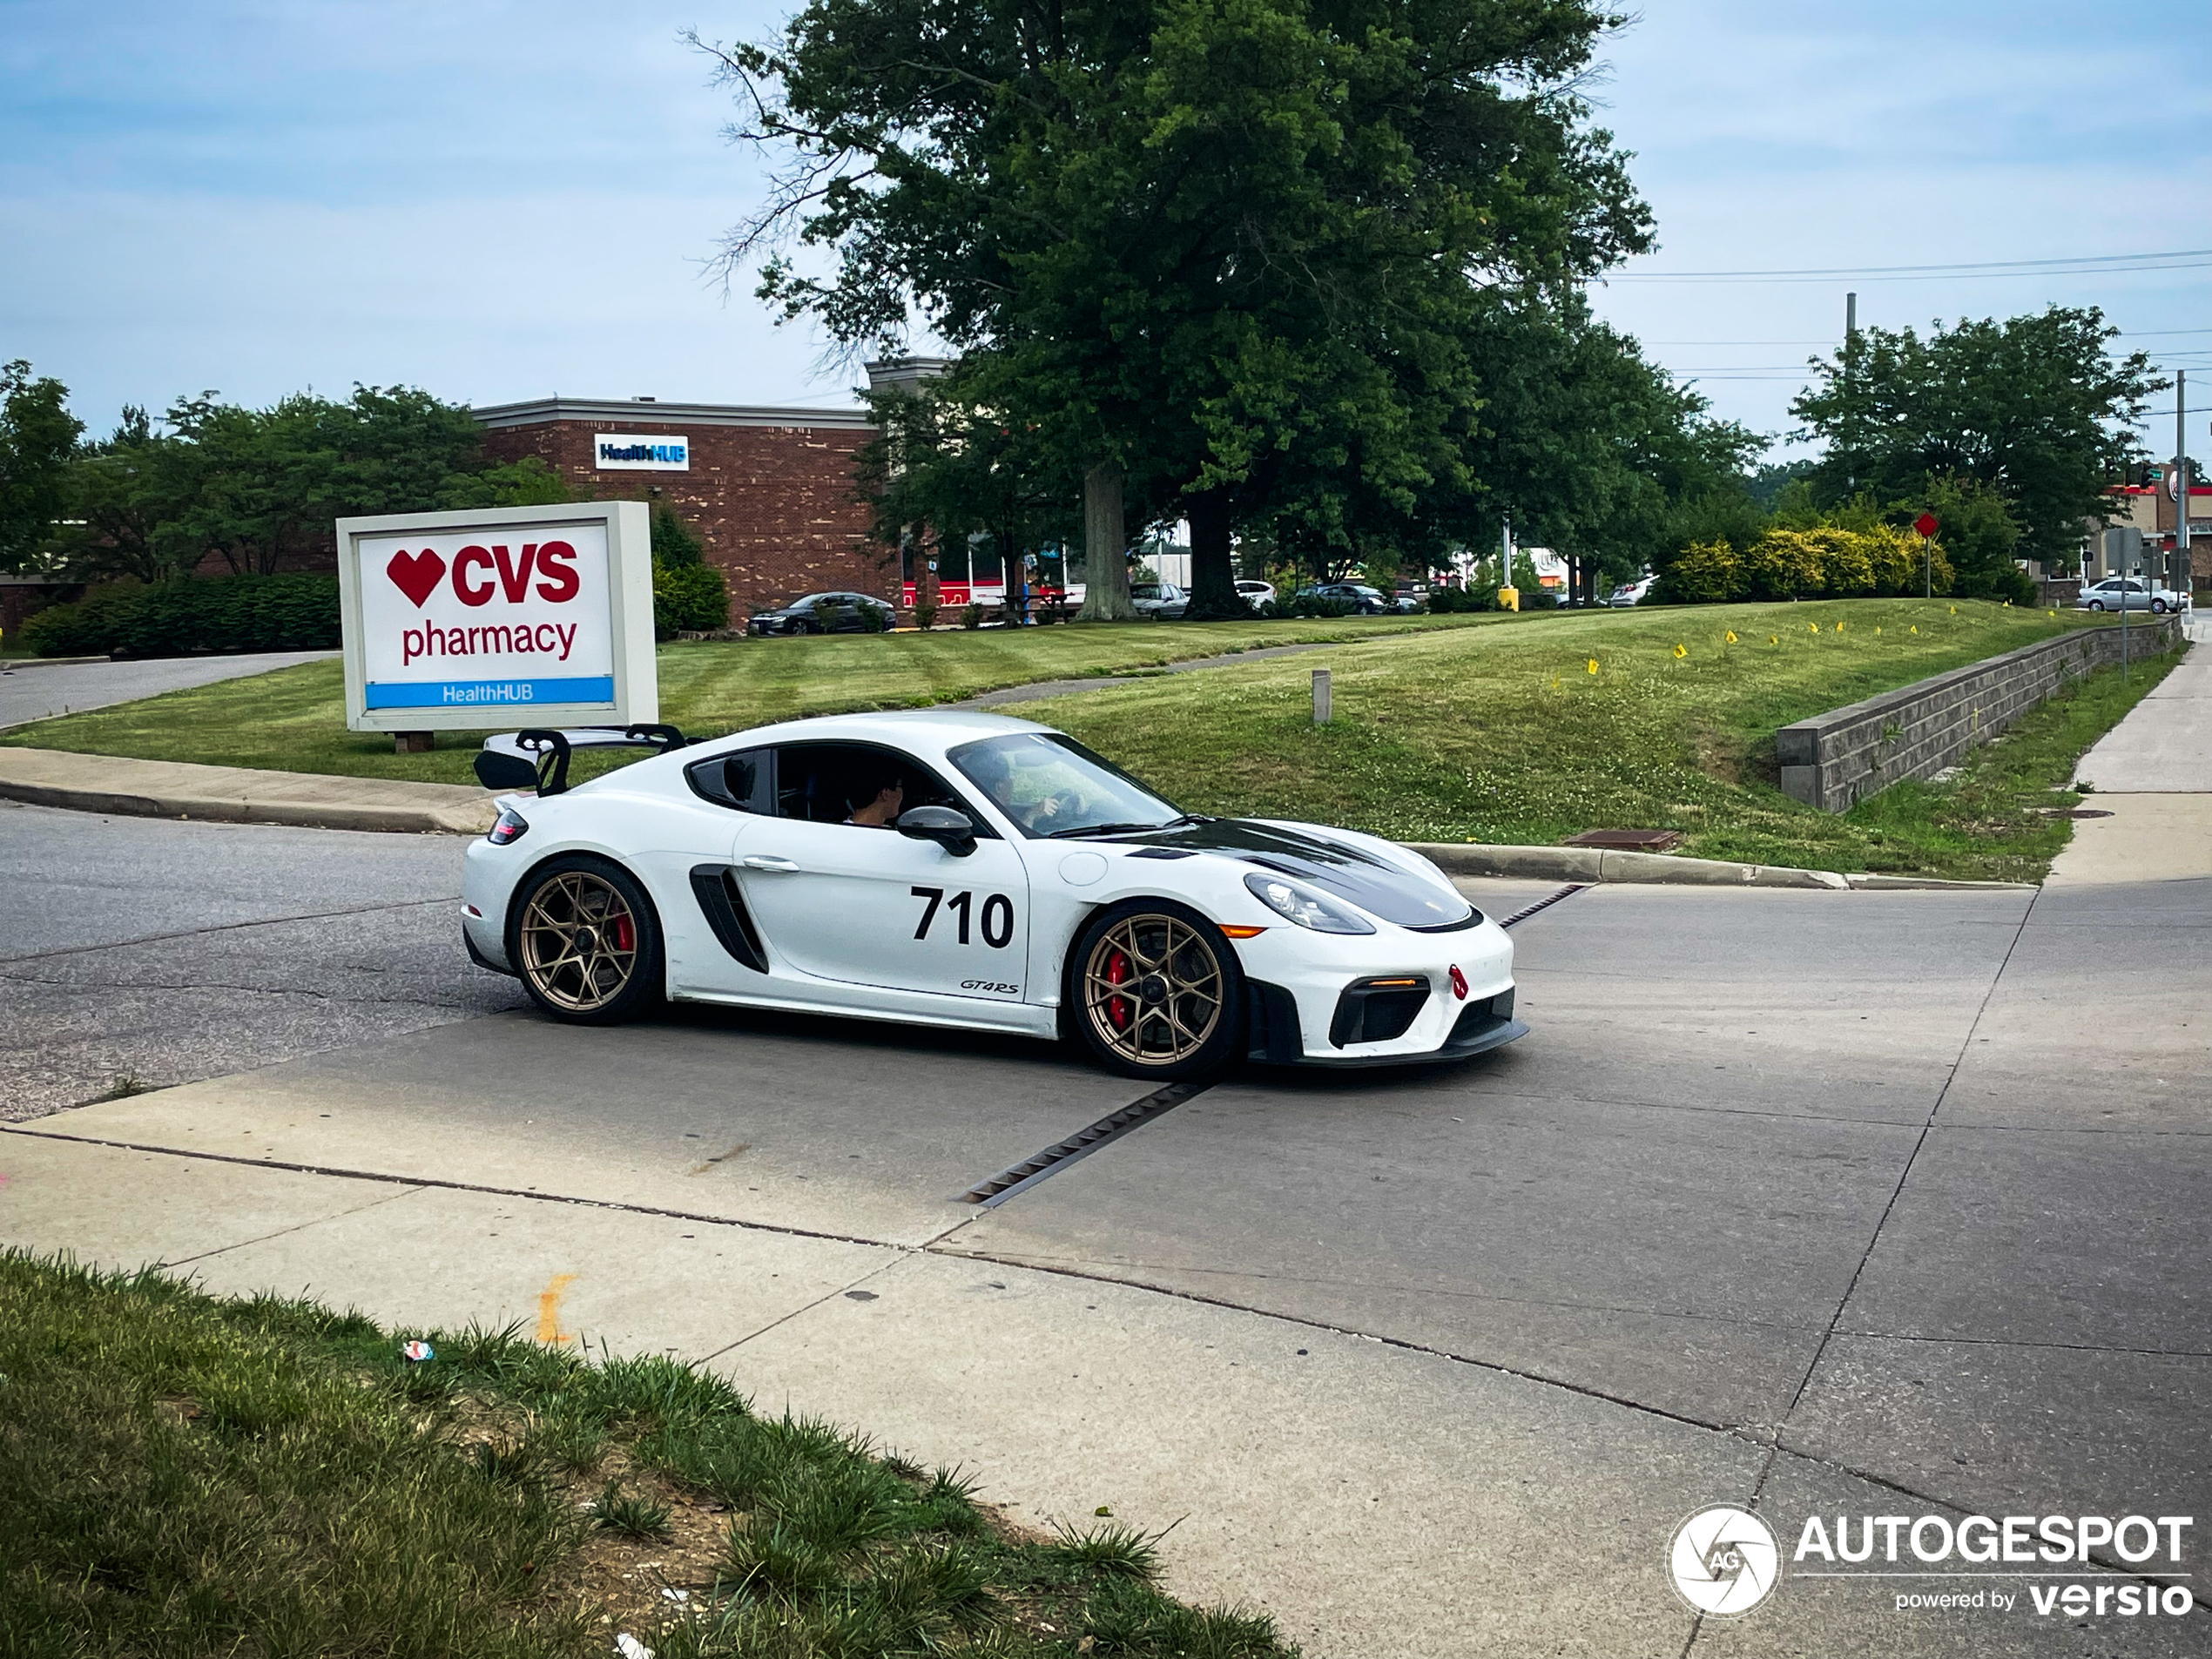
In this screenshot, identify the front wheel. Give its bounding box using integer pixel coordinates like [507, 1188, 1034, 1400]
[2087, 600, 2105, 611]
[507, 855, 663, 1024]
[2152, 598, 2169, 614]
[1069, 900, 1246, 1080]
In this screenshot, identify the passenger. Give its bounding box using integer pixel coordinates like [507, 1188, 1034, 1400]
[844, 768, 905, 828]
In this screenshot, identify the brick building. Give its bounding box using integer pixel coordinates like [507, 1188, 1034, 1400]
[473, 394, 886, 618]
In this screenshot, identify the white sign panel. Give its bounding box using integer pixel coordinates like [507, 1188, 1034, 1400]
[593, 433, 690, 470]
[336, 501, 657, 732]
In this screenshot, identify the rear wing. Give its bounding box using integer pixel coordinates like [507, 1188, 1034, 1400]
[475, 725, 691, 797]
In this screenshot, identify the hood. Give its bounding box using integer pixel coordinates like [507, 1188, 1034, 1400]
[1108, 819, 1475, 930]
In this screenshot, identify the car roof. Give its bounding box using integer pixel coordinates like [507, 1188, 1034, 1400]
[691, 707, 1055, 759]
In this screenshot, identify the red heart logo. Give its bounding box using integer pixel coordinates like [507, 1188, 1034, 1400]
[386, 549, 446, 608]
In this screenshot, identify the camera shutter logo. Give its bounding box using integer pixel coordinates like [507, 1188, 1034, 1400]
[1669, 1506, 1780, 1616]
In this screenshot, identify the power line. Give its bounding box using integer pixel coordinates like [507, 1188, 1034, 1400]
[1608, 247, 2212, 283]
[1640, 327, 2212, 348]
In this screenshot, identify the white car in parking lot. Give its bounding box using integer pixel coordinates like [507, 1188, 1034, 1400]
[461, 712, 1522, 1079]
[2078, 578, 2188, 614]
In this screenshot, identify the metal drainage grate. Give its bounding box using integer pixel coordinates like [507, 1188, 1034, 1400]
[957, 1081, 1209, 1206]
[2040, 807, 2114, 819]
[1498, 883, 1589, 929]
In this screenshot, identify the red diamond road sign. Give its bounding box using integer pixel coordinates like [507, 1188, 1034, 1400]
[1912, 512, 1939, 538]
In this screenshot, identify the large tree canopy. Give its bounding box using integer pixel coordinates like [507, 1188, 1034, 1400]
[704, 0, 1654, 616]
[1790, 305, 2161, 568]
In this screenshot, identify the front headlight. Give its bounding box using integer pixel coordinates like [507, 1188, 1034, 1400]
[1244, 872, 1375, 934]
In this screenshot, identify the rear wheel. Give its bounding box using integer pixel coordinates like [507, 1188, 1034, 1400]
[1069, 900, 1245, 1080]
[507, 855, 662, 1024]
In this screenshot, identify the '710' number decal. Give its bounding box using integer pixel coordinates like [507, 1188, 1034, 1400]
[912, 887, 1015, 948]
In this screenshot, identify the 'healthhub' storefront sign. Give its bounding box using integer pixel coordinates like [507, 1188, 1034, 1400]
[593, 433, 690, 470]
[336, 502, 657, 732]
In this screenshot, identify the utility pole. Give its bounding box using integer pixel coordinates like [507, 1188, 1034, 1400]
[1844, 293, 1858, 495]
[2178, 369, 2193, 608]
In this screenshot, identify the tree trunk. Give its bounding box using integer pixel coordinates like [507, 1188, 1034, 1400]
[1184, 484, 1244, 618]
[1078, 459, 1136, 621]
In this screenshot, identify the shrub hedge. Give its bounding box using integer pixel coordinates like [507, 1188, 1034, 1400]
[651, 561, 730, 639]
[19, 576, 341, 658]
[1655, 524, 1957, 604]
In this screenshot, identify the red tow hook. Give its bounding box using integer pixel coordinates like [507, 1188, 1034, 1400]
[1448, 965, 1468, 1001]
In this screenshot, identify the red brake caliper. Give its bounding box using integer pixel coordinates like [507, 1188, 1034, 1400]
[1105, 948, 1130, 1029]
[611, 912, 636, 953]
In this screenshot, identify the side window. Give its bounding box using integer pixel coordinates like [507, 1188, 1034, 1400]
[685, 746, 771, 813]
[769, 741, 995, 834]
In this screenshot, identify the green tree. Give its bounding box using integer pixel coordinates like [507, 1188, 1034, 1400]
[1791, 305, 2161, 567]
[1918, 473, 2030, 603]
[704, 0, 1653, 620]
[853, 373, 1075, 616]
[0, 361, 84, 574]
[48, 385, 566, 579]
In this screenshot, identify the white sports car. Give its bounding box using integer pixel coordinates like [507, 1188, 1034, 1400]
[459, 711, 1524, 1080]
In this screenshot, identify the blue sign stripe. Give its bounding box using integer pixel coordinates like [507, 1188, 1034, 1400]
[365, 677, 615, 710]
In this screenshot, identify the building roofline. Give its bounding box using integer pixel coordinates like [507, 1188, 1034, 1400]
[470, 396, 874, 432]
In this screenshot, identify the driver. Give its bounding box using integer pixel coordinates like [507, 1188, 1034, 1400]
[844, 765, 905, 828]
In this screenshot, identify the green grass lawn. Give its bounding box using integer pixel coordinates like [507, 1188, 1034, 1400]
[1, 597, 2178, 880]
[1003, 599, 2181, 882]
[0, 1250, 1292, 1659]
[0, 613, 1502, 786]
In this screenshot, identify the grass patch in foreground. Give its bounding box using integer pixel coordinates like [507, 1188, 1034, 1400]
[1009, 599, 2176, 883]
[0, 614, 1501, 787]
[0, 1251, 1294, 1658]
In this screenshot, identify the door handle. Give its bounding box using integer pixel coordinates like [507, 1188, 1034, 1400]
[740, 855, 800, 873]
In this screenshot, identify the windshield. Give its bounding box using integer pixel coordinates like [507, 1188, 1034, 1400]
[948, 732, 1183, 838]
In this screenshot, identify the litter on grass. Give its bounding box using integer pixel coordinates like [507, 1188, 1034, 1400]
[399, 1340, 434, 1363]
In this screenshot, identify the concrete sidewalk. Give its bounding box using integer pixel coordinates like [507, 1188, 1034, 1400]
[2053, 619, 2210, 884]
[0, 746, 494, 834]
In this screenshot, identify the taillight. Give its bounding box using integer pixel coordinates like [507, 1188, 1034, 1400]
[488, 807, 529, 846]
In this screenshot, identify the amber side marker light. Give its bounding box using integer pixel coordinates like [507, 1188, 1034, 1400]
[1366, 977, 1421, 988]
[1221, 925, 1268, 939]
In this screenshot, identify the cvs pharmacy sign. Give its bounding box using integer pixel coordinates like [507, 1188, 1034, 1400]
[336, 502, 658, 733]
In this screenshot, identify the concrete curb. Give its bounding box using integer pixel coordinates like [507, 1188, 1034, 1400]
[1406, 842, 2033, 893]
[0, 748, 493, 835]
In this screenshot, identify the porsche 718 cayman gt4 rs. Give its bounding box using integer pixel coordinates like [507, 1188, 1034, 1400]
[460, 711, 1525, 1080]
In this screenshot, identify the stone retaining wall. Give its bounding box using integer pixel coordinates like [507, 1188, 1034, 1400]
[1777, 617, 2185, 813]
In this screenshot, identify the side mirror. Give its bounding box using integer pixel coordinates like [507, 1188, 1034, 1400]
[897, 804, 977, 857]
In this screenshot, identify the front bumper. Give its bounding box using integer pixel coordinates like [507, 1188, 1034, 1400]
[1227, 917, 1519, 1066]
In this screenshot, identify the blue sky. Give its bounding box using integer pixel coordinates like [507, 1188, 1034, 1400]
[3, 1, 2208, 459]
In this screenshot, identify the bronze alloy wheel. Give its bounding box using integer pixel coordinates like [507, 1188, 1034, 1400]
[1082, 912, 1225, 1069]
[518, 869, 640, 1014]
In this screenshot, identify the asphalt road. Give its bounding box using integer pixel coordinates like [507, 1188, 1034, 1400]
[0, 799, 521, 1119]
[3, 801, 2206, 1654]
[0, 649, 335, 729]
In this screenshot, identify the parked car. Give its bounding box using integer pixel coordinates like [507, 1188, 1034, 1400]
[1298, 583, 1393, 615]
[2078, 578, 2188, 614]
[1607, 576, 1656, 607]
[1130, 582, 1190, 620]
[1236, 579, 1277, 608]
[748, 591, 896, 636]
